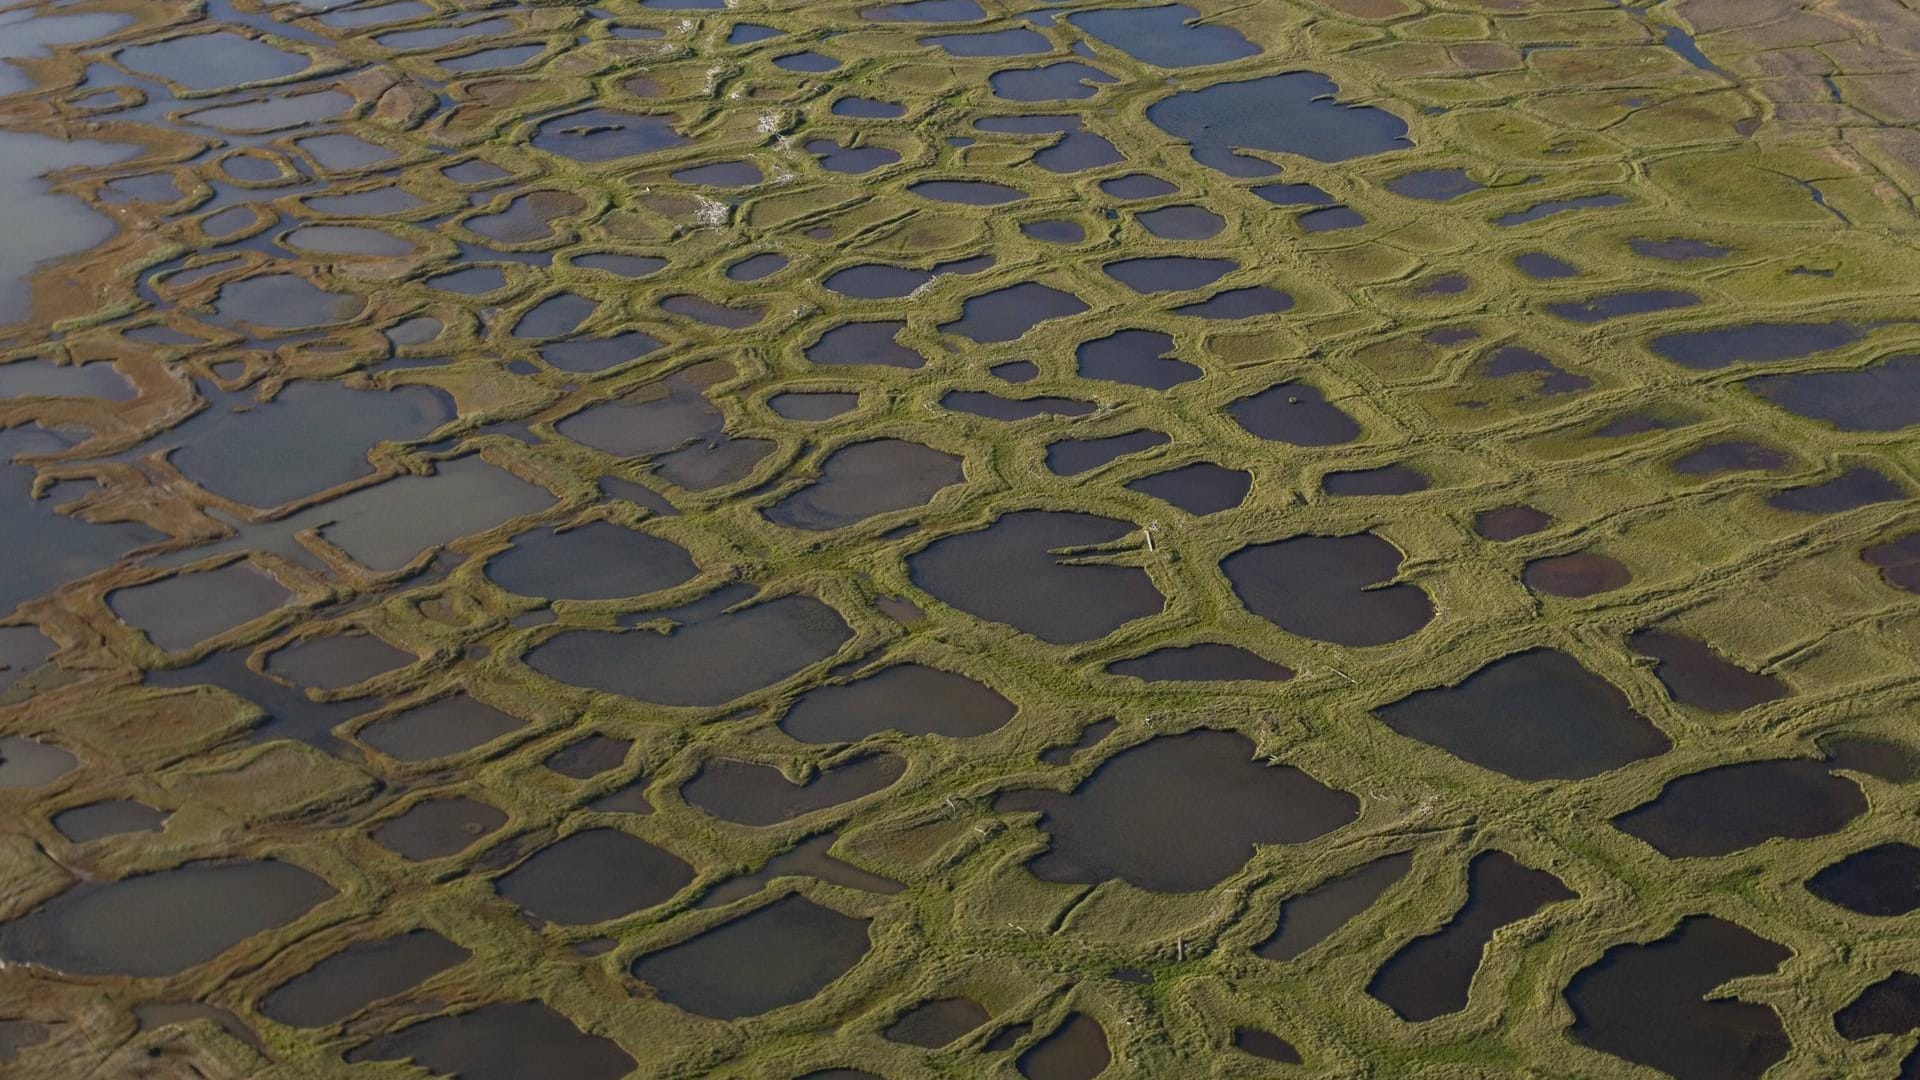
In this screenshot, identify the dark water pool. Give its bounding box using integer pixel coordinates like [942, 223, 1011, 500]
[1807, 843, 1920, 916]
[1067, 5, 1257, 68]
[529, 589, 852, 707]
[1627, 629, 1787, 714]
[1126, 462, 1250, 515]
[349, 1000, 634, 1080]
[631, 894, 871, 1018]
[1222, 533, 1432, 647]
[887, 995, 990, 1047]
[780, 663, 1014, 743]
[765, 439, 964, 531]
[1148, 72, 1409, 167]
[1017, 1013, 1110, 1080]
[1367, 850, 1573, 1021]
[260, 929, 468, 1028]
[1374, 649, 1669, 780]
[682, 753, 906, 826]
[0, 859, 334, 977]
[995, 730, 1356, 892]
[1106, 643, 1291, 683]
[1566, 916, 1790, 1080]
[495, 828, 694, 924]
[1257, 852, 1412, 962]
[371, 796, 506, 861]
[1614, 759, 1864, 857]
[1228, 382, 1361, 446]
[907, 510, 1162, 644]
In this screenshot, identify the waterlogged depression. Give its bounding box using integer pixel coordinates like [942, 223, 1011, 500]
[0, 0, 1919, 1077]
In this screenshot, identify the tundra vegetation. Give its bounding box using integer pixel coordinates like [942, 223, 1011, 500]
[0, 0, 1918, 1077]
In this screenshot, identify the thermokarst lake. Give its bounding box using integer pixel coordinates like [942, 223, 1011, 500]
[0, 0, 1918, 1077]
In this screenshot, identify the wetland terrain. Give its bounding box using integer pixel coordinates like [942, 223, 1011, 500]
[1, 0, 1920, 1077]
